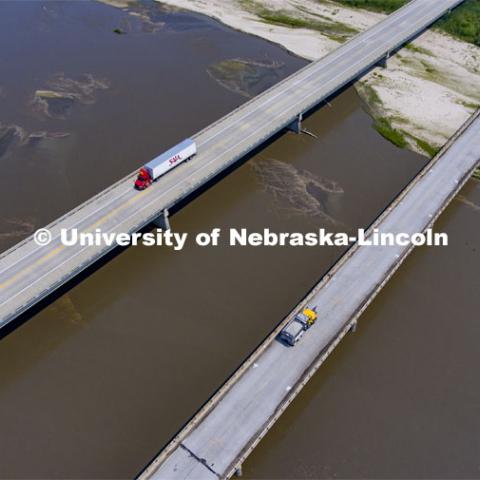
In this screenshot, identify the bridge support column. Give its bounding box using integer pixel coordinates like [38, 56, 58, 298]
[153, 209, 170, 231]
[235, 465, 243, 477]
[287, 113, 303, 134]
[379, 52, 390, 69]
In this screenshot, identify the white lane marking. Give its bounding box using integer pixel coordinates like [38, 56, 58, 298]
[0, 169, 215, 306]
[0, 187, 133, 277]
[196, 0, 428, 149]
[0, 0, 434, 278]
[194, 1, 435, 157]
[0, 2, 447, 295]
[180, 5, 437, 183]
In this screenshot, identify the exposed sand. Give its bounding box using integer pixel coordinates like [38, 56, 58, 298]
[156, 0, 480, 157]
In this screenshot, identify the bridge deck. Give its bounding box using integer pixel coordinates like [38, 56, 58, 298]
[0, 0, 465, 328]
[140, 111, 480, 480]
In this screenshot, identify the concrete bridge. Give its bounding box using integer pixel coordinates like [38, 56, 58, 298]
[0, 0, 466, 329]
[138, 109, 480, 480]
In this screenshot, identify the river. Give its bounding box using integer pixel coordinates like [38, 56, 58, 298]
[243, 179, 480, 479]
[0, 1, 476, 478]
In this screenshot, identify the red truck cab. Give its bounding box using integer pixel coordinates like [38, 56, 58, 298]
[134, 168, 152, 190]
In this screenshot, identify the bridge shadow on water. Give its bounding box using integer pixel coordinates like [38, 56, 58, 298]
[1, 57, 401, 341]
[168, 77, 361, 216]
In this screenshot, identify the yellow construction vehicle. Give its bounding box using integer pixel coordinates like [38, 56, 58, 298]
[295, 307, 318, 330]
[279, 306, 318, 346]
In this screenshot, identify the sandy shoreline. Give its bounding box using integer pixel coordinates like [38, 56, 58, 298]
[155, 0, 480, 158]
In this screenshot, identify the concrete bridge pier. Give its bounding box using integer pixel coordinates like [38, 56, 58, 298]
[379, 52, 390, 68]
[234, 464, 243, 477]
[287, 113, 303, 134]
[153, 209, 170, 231]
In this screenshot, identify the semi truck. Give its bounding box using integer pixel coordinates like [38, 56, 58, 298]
[134, 138, 197, 190]
[279, 307, 318, 347]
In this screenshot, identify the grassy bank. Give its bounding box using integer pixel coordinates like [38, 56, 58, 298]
[240, 0, 358, 42]
[374, 118, 407, 148]
[333, 0, 480, 46]
[436, 0, 480, 46]
[331, 0, 406, 13]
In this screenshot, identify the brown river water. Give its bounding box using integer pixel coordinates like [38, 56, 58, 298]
[0, 1, 478, 478]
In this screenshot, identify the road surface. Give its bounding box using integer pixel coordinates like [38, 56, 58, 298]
[0, 0, 465, 328]
[140, 110, 480, 480]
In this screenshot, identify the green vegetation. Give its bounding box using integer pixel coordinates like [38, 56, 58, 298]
[473, 168, 480, 180]
[241, 0, 358, 42]
[258, 11, 313, 28]
[404, 43, 432, 56]
[330, 0, 407, 14]
[242, 0, 480, 45]
[332, 0, 480, 45]
[436, 0, 480, 46]
[374, 118, 408, 148]
[34, 90, 74, 99]
[458, 100, 480, 109]
[371, 115, 442, 157]
[358, 82, 382, 107]
[259, 11, 358, 41]
[375, 123, 441, 157]
[412, 136, 440, 157]
[214, 59, 248, 73]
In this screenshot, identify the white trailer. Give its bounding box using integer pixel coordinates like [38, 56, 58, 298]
[145, 138, 197, 180]
[135, 138, 197, 190]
